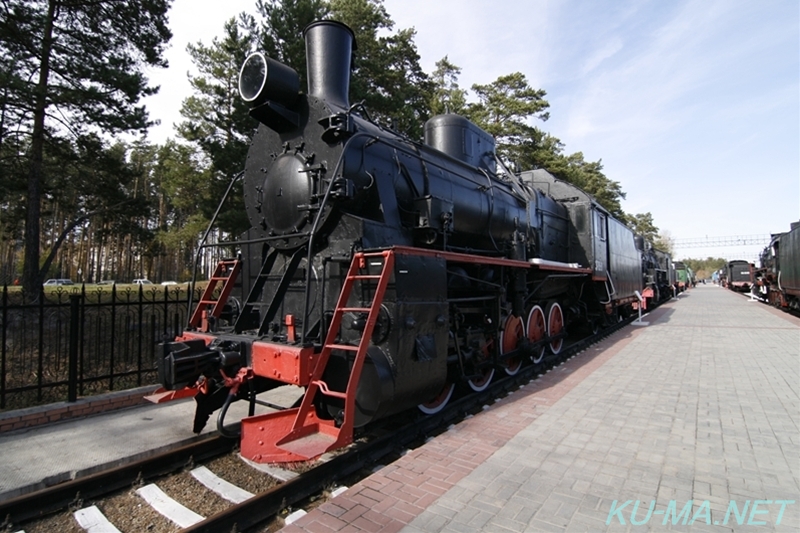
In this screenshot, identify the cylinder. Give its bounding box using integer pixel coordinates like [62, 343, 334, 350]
[303, 20, 356, 109]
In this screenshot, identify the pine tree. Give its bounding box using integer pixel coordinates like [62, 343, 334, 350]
[430, 57, 467, 116]
[0, 0, 172, 296]
[177, 16, 260, 237]
[256, 0, 330, 89]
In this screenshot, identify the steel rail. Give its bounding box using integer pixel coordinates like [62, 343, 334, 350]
[0, 434, 237, 525]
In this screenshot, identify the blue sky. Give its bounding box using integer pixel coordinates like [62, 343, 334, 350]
[143, 0, 799, 262]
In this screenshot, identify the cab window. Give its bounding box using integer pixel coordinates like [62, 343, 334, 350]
[594, 211, 607, 241]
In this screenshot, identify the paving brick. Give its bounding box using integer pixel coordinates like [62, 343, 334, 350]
[310, 515, 349, 531]
[282, 288, 800, 532]
[383, 506, 415, 524]
[356, 486, 386, 503]
[299, 520, 339, 533]
[370, 494, 401, 515]
[410, 511, 448, 533]
[425, 502, 459, 519]
[485, 515, 527, 533]
[526, 518, 567, 532]
[332, 496, 361, 511]
[352, 515, 387, 532]
[318, 501, 348, 518]
[418, 479, 453, 495]
[377, 522, 406, 533]
[339, 503, 369, 523]
[414, 491, 440, 509]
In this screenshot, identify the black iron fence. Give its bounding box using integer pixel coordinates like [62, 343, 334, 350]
[0, 284, 201, 411]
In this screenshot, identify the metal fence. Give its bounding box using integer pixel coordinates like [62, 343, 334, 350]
[0, 284, 200, 411]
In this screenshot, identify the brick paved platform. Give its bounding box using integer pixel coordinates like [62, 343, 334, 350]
[281, 286, 799, 532]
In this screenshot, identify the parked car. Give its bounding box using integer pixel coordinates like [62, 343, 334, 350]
[160, 281, 178, 286]
[97, 280, 115, 285]
[43, 279, 74, 286]
[133, 279, 153, 285]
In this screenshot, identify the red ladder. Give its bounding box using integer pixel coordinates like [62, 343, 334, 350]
[189, 259, 241, 330]
[242, 250, 394, 462]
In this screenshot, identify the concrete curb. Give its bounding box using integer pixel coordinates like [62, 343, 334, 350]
[0, 385, 161, 434]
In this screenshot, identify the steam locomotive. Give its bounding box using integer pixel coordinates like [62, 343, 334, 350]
[753, 221, 800, 310]
[157, 20, 672, 463]
[673, 261, 695, 292]
[725, 259, 754, 292]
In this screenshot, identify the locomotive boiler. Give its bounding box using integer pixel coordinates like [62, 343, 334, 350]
[157, 20, 660, 464]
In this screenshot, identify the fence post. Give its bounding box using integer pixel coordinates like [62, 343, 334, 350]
[109, 283, 116, 390]
[1, 284, 7, 409]
[37, 286, 44, 402]
[68, 294, 80, 402]
[163, 284, 169, 336]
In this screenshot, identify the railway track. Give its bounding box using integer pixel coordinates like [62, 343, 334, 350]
[2, 315, 636, 533]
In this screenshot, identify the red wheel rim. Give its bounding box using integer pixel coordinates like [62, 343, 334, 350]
[467, 338, 495, 391]
[468, 367, 495, 391]
[418, 382, 455, 414]
[527, 305, 546, 363]
[500, 315, 524, 375]
[547, 302, 564, 354]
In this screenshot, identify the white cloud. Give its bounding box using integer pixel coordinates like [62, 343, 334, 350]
[580, 37, 624, 76]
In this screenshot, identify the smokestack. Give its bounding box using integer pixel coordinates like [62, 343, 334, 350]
[303, 20, 356, 109]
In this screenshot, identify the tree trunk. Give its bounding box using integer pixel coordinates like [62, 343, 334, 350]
[22, 0, 57, 298]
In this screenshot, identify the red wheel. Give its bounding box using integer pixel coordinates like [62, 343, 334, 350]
[418, 382, 455, 415]
[526, 305, 546, 364]
[466, 336, 495, 391]
[468, 366, 495, 391]
[546, 302, 564, 355]
[500, 315, 524, 375]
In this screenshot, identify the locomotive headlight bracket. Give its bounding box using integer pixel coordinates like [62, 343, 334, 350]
[319, 112, 356, 143]
[330, 177, 356, 200]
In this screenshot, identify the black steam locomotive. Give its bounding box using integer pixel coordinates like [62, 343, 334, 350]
[754, 221, 800, 310]
[725, 259, 754, 292]
[158, 21, 671, 463]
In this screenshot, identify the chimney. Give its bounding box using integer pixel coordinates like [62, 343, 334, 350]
[303, 20, 356, 109]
